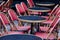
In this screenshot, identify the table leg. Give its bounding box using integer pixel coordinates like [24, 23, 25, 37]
[30, 23, 34, 34]
[34, 23, 40, 32]
[37, 23, 40, 32]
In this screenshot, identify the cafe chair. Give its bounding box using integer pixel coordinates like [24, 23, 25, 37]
[40, 8, 60, 32]
[15, 4, 26, 16]
[41, 5, 60, 24]
[8, 9, 30, 32]
[21, 2, 41, 15]
[27, 0, 35, 7]
[35, 16, 60, 40]
[41, 4, 59, 19]
[0, 13, 24, 35]
[20, 2, 30, 15]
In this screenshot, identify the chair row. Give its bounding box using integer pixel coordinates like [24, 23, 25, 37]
[0, 9, 31, 36]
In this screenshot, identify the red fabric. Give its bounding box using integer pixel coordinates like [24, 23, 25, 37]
[15, 4, 25, 14]
[27, 0, 35, 7]
[40, 27, 49, 32]
[12, 26, 30, 31]
[21, 2, 28, 11]
[41, 20, 52, 24]
[7, 31, 24, 34]
[35, 32, 56, 39]
[0, 13, 9, 25]
[8, 9, 18, 21]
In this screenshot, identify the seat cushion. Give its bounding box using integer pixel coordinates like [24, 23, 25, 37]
[41, 20, 52, 24]
[16, 26, 30, 31]
[12, 26, 30, 31]
[40, 26, 50, 32]
[35, 32, 56, 39]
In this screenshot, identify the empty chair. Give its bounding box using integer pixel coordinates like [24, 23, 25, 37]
[41, 5, 59, 24]
[27, 0, 35, 7]
[21, 2, 29, 15]
[35, 16, 60, 40]
[40, 8, 60, 32]
[15, 4, 26, 16]
[8, 9, 30, 32]
[0, 13, 24, 35]
[41, 4, 59, 19]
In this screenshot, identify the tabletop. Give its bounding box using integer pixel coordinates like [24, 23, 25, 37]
[0, 34, 42, 40]
[28, 7, 51, 12]
[36, 2, 55, 6]
[19, 15, 46, 23]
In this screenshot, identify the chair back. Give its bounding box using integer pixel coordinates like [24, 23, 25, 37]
[21, 2, 28, 11]
[0, 13, 9, 25]
[15, 4, 25, 15]
[49, 16, 60, 33]
[8, 9, 18, 21]
[50, 4, 59, 15]
[27, 0, 35, 7]
[0, 13, 11, 31]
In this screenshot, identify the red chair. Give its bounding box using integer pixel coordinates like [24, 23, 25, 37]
[41, 5, 60, 24]
[21, 2, 41, 15]
[35, 16, 60, 40]
[15, 4, 26, 16]
[41, 4, 59, 19]
[8, 9, 30, 32]
[40, 8, 60, 32]
[21, 2, 29, 15]
[0, 13, 24, 35]
[27, 0, 35, 7]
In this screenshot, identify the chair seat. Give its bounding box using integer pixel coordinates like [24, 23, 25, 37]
[40, 26, 50, 32]
[7, 31, 24, 34]
[42, 20, 52, 24]
[12, 26, 30, 31]
[35, 32, 56, 39]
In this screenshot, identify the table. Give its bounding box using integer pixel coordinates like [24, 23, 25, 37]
[36, 2, 55, 6]
[19, 16, 46, 34]
[0, 34, 42, 40]
[28, 7, 51, 12]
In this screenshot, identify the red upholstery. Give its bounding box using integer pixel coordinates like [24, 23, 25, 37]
[8, 9, 18, 21]
[12, 26, 30, 31]
[0, 13, 9, 25]
[5, 31, 24, 35]
[35, 32, 56, 39]
[21, 2, 28, 11]
[41, 20, 52, 24]
[27, 0, 35, 7]
[15, 4, 25, 15]
[40, 27, 49, 32]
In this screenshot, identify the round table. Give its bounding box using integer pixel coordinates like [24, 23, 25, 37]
[28, 7, 51, 12]
[19, 16, 46, 34]
[36, 2, 55, 6]
[0, 34, 42, 40]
